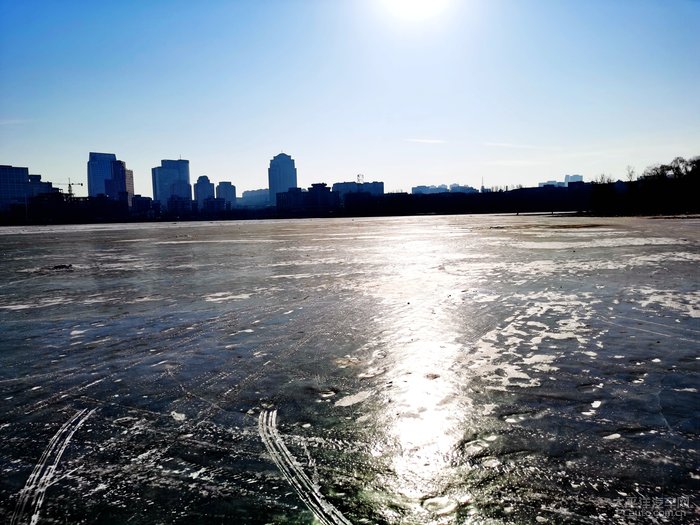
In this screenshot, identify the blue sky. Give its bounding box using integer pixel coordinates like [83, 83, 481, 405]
[1, 0, 698, 197]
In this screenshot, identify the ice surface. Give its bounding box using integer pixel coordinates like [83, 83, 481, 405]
[0, 215, 698, 524]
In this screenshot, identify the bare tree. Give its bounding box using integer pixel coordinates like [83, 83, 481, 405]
[641, 164, 670, 180]
[625, 165, 636, 182]
[640, 156, 699, 180]
[670, 157, 689, 178]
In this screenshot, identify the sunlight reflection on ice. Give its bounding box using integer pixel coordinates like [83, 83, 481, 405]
[366, 234, 468, 516]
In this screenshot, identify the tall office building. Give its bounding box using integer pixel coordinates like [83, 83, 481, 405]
[87, 152, 117, 197]
[87, 152, 134, 204]
[194, 176, 215, 208]
[105, 160, 135, 205]
[268, 153, 297, 204]
[124, 168, 134, 201]
[216, 181, 236, 209]
[152, 159, 191, 210]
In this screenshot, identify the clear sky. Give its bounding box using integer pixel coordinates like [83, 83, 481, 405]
[1, 0, 698, 197]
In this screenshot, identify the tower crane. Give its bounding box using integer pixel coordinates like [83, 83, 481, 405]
[55, 179, 84, 197]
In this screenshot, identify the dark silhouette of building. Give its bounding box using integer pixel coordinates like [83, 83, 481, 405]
[104, 160, 134, 205]
[216, 181, 236, 209]
[17, 193, 128, 224]
[449, 183, 478, 194]
[539, 174, 584, 187]
[411, 183, 477, 194]
[87, 152, 116, 197]
[202, 197, 226, 214]
[239, 188, 270, 208]
[276, 187, 305, 212]
[0, 165, 58, 211]
[412, 184, 449, 194]
[194, 175, 215, 210]
[268, 153, 297, 205]
[332, 180, 384, 206]
[131, 195, 154, 219]
[166, 195, 193, 217]
[276, 183, 340, 216]
[87, 153, 134, 204]
[152, 159, 191, 211]
[307, 183, 340, 211]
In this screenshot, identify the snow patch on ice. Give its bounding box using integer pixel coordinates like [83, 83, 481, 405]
[632, 287, 700, 318]
[335, 390, 372, 407]
[205, 292, 251, 302]
[603, 433, 621, 440]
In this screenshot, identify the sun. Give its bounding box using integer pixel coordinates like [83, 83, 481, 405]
[380, 0, 452, 22]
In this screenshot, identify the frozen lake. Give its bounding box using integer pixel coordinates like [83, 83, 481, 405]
[1, 215, 698, 524]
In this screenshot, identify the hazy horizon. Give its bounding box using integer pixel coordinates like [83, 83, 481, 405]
[1, 0, 698, 197]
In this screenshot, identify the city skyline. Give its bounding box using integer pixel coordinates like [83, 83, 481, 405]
[1, 0, 698, 197]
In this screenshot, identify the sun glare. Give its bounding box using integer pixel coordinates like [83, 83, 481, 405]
[380, 0, 452, 22]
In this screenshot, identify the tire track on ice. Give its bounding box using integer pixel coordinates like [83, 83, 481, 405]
[258, 409, 352, 525]
[11, 408, 96, 525]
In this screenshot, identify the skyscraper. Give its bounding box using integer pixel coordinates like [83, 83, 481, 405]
[268, 153, 297, 205]
[216, 181, 236, 209]
[194, 175, 215, 209]
[87, 152, 134, 204]
[105, 160, 135, 205]
[152, 159, 191, 210]
[87, 152, 117, 197]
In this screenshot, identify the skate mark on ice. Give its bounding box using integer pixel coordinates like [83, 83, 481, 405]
[11, 408, 96, 525]
[258, 409, 352, 525]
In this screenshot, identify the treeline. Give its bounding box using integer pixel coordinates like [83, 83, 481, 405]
[321, 155, 700, 218]
[584, 155, 698, 215]
[639, 156, 699, 181]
